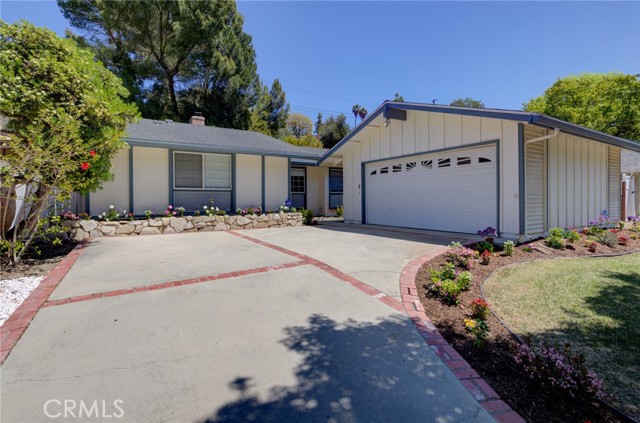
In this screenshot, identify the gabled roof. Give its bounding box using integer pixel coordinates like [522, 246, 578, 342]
[125, 119, 326, 159]
[622, 150, 640, 173]
[320, 101, 640, 163]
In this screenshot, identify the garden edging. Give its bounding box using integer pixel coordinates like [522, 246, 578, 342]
[399, 251, 526, 423]
[62, 212, 304, 240]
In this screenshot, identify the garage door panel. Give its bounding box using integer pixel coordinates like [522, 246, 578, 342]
[365, 146, 497, 234]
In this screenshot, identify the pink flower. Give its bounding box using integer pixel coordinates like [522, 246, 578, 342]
[81, 162, 91, 171]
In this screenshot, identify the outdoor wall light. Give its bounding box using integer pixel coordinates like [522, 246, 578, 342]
[383, 118, 390, 127]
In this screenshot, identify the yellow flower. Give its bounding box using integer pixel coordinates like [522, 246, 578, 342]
[464, 319, 476, 330]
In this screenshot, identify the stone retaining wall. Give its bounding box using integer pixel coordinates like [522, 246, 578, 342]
[62, 213, 304, 241]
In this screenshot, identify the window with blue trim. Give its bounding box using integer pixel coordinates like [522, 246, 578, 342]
[329, 168, 343, 209]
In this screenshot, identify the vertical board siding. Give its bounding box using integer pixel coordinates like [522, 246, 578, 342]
[391, 120, 403, 157]
[352, 142, 362, 221]
[415, 112, 429, 152]
[380, 124, 391, 158]
[524, 130, 546, 234]
[369, 127, 380, 161]
[444, 114, 462, 148]
[501, 121, 520, 235]
[462, 116, 481, 144]
[608, 147, 621, 220]
[402, 110, 416, 156]
[343, 147, 355, 222]
[428, 113, 445, 150]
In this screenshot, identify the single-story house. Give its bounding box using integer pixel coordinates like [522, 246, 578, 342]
[622, 150, 640, 219]
[87, 101, 640, 241]
[87, 115, 343, 217]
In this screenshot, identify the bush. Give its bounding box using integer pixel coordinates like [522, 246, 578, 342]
[446, 243, 477, 269]
[475, 240, 494, 254]
[301, 208, 314, 225]
[617, 235, 629, 246]
[428, 263, 472, 305]
[545, 235, 565, 249]
[503, 240, 515, 256]
[480, 250, 492, 265]
[464, 318, 490, 347]
[548, 227, 565, 238]
[470, 298, 489, 320]
[514, 342, 603, 402]
[457, 271, 472, 290]
[596, 231, 617, 247]
[564, 230, 581, 243]
[335, 205, 344, 217]
[585, 239, 597, 253]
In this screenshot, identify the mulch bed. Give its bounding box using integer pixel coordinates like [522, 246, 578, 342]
[415, 228, 640, 423]
[0, 240, 77, 279]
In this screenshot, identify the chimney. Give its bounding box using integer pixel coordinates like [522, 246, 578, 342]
[190, 112, 205, 126]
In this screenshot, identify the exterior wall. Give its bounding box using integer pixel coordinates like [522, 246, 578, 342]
[341, 110, 520, 236]
[264, 156, 288, 211]
[306, 166, 328, 216]
[523, 126, 621, 235]
[132, 146, 169, 214]
[235, 154, 262, 209]
[89, 148, 130, 216]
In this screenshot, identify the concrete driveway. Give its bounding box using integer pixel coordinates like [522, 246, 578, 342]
[1, 224, 491, 423]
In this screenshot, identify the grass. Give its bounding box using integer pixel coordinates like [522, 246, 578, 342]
[483, 252, 640, 415]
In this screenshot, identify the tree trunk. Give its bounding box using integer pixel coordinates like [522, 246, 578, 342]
[166, 73, 179, 119]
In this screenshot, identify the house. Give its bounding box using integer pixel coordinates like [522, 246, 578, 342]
[88, 101, 640, 241]
[622, 150, 640, 219]
[87, 115, 343, 217]
[319, 101, 640, 241]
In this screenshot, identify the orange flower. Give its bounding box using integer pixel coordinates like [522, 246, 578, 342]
[89, 150, 96, 157]
[81, 162, 91, 171]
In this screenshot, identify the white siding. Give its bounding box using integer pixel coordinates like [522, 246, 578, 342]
[306, 166, 327, 216]
[132, 146, 169, 214]
[90, 147, 130, 215]
[524, 126, 546, 234]
[235, 154, 262, 209]
[264, 156, 288, 211]
[608, 147, 621, 220]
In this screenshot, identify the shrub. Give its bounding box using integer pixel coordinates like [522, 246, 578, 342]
[175, 206, 185, 217]
[564, 230, 581, 243]
[457, 271, 472, 290]
[430, 262, 456, 282]
[98, 205, 125, 221]
[464, 318, 490, 347]
[203, 203, 225, 216]
[302, 208, 314, 225]
[335, 205, 344, 217]
[446, 244, 477, 269]
[631, 234, 639, 241]
[617, 235, 629, 246]
[585, 239, 597, 253]
[503, 240, 515, 256]
[513, 342, 603, 401]
[475, 240, 494, 254]
[427, 263, 472, 305]
[548, 227, 565, 238]
[60, 210, 79, 221]
[596, 231, 617, 247]
[545, 235, 565, 249]
[618, 220, 626, 230]
[78, 212, 90, 220]
[470, 298, 489, 320]
[522, 246, 533, 253]
[480, 250, 492, 265]
[144, 210, 153, 219]
[163, 205, 176, 217]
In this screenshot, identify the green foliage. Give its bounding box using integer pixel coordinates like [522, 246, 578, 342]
[428, 263, 473, 305]
[0, 20, 138, 264]
[524, 73, 640, 142]
[351, 104, 368, 126]
[249, 79, 290, 136]
[446, 244, 477, 269]
[317, 114, 351, 148]
[475, 240, 494, 254]
[393, 93, 404, 102]
[545, 235, 565, 249]
[464, 318, 489, 347]
[335, 205, 344, 217]
[450, 97, 485, 108]
[548, 227, 566, 238]
[480, 250, 492, 265]
[564, 230, 581, 243]
[301, 208, 314, 225]
[431, 262, 457, 282]
[457, 271, 472, 290]
[596, 231, 617, 247]
[503, 240, 515, 256]
[281, 134, 323, 148]
[285, 113, 313, 138]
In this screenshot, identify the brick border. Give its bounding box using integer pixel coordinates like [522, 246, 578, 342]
[227, 231, 405, 312]
[399, 253, 526, 423]
[0, 240, 90, 365]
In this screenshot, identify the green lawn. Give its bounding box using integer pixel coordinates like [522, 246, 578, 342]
[483, 253, 640, 414]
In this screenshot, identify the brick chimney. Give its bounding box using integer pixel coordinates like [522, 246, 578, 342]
[190, 112, 205, 126]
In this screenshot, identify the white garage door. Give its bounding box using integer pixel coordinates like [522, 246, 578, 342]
[365, 146, 497, 234]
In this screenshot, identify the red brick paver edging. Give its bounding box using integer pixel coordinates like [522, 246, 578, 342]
[399, 253, 526, 423]
[0, 240, 90, 365]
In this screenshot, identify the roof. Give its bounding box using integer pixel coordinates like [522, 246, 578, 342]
[320, 101, 640, 163]
[622, 150, 640, 173]
[125, 119, 326, 159]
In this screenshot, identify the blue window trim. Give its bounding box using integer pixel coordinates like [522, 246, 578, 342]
[261, 156, 266, 211]
[328, 167, 343, 210]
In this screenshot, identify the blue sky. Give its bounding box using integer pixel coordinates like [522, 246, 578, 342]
[2, 1, 639, 123]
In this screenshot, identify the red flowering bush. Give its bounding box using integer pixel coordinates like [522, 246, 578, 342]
[480, 250, 492, 265]
[514, 342, 603, 402]
[470, 298, 489, 320]
[617, 235, 629, 246]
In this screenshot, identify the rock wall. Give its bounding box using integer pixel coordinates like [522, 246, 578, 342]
[63, 213, 304, 241]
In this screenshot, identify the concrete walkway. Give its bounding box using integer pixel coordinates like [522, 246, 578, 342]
[1, 225, 492, 423]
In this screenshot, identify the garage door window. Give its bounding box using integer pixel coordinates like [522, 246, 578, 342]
[479, 157, 492, 164]
[457, 157, 472, 166]
[438, 158, 451, 168]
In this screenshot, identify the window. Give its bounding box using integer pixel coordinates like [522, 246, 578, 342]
[438, 158, 451, 168]
[370, 170, 377, 176]
[457, 157, 471, 166]
[392, 164, 402, 173]
[291, 168, 305, 193]
[421, 160, 432, 169]
[380, 167, 389, 174]
[329, 168, 343, 209]
[479, 157, 492, 164]
[174, 152, 231, 190]
[406, 162, 417, 171]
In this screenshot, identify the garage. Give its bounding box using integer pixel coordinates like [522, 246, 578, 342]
[364, 145, 497, 233]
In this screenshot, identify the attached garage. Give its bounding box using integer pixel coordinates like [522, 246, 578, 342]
[320, 101, 640, 241]
[365, 145, 497, 233]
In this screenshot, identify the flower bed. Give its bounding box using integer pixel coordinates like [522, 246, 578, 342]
[414, 221, 640, 423]
[62, 212, 304, 240]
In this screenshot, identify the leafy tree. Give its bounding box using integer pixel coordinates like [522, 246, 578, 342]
[314, 113, 323, 135]
[450, 97, 485, 108]
[317, 114, 350, 148]
[393, 93, 405, 102]
[281, 134, 323, 148]
[0, 21, 138, 264]
[286, 113, 313, 138]
[58, 0, 267, 129]
[524, 73, 640, 141]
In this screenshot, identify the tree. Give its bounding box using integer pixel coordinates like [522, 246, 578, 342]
[58, 0, 266, 129]
[317, 114, 351, 148]
[393, 93, 405, 102]
[450, 97, 485, 108]
[281, 134, 323, 148]
[286, 113, 313, 138]
[0, 21, 139, 264]
[524, 73, 640, 141]
[358, 107, 368, 123]
[314, 113, 323, 135]
[351, 105, 368, 126]
[249, 79, 290, 137]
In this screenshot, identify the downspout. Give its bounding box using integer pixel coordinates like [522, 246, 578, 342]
[525, 127, 560, 144]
